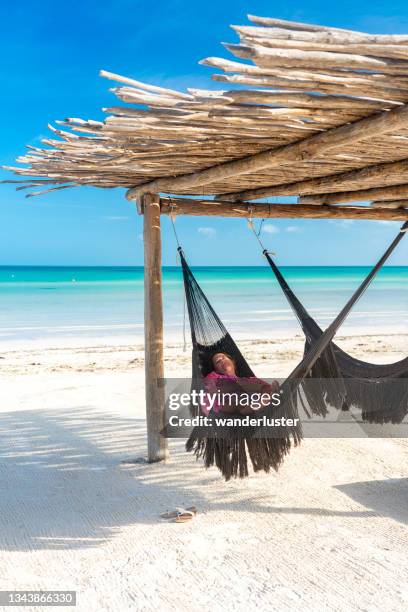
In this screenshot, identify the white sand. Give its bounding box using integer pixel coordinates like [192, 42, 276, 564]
[1, 333, 408, 611]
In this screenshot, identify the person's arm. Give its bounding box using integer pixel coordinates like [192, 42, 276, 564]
[238, 376, 279, 394]
[260, 379, 280, 394]
[235, 377, 280, 415]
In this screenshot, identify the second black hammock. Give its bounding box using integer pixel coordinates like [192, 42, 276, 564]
[177, 222, 408, 480]
[256, 224, 408, 424]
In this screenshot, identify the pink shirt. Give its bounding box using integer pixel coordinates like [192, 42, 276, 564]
[200, 371, 277, 415]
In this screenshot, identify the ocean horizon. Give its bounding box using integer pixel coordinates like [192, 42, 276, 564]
[1, 265, 407, 345]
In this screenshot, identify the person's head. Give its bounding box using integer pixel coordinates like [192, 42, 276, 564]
[212, 352, 236, 376]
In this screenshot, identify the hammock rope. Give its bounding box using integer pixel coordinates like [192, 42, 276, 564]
[247, 216, 276, 257]
[169, 207, 187, 352]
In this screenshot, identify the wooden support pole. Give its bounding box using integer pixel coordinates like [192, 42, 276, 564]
[143, 193, 168, 463]
[158, 197, 408, 221]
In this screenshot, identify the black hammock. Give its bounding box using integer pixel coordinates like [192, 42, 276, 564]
[260, 225, 408, 425]
[178, 222, 407, 480]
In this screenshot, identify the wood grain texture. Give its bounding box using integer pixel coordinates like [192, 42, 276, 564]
[221, 158, 408, 202]
[299, 184, 408, 205]
[126, 103, 408, 199]
[159, 197, 408, 220]
[143, 193, 168, 463]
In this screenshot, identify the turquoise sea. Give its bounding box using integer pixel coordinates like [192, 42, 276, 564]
[0, 266, 407, 344]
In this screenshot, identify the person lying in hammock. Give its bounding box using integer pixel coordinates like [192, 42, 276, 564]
[201, 352, 280, 416]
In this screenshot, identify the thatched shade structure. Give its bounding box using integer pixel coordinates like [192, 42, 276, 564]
[5, 14, 408, 212]
[5, 15, 408, 462]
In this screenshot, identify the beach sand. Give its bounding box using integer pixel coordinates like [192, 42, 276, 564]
[1, 333, 408, 611]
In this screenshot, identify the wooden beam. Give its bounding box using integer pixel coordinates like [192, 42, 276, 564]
[371, 200, 408, 208]
[126, 102, 408, 200]
[219, 158, 408, 202]
[143, 193, 168, 463]
[158, 198, 408, 220]
[299, 183, 408, 205]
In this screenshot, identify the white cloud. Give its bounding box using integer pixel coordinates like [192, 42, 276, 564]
[262, 223, 279, 234]
[286, 225, 301, 233]
[377, 220, 398, 226]
[198, 226, 216, 237]
[103, 215, 131, 221]
[328, 219, 354, 229]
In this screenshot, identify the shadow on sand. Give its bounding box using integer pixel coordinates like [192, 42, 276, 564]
[336, 478, 408, 525]
[0, 406, 221, 551]
[0, 406, 399, 551]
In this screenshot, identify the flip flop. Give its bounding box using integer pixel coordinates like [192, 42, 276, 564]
[173, 511, 195, 523]
[160, 506, 197, 521]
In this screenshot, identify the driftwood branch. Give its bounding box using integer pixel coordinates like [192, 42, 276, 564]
[220, 158, 408, 202]
[299, 184, 408, 205]
[157, 198, 408, 220]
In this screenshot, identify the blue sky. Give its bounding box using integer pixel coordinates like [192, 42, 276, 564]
[1, 0, 408, 266]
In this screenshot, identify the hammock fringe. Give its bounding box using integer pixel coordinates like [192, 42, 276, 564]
[185, 380, 302, 480]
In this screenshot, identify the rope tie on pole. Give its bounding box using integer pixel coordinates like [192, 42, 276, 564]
[246, 215, 276, 257]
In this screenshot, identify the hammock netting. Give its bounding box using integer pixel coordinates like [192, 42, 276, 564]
[179, 247, 302, 480]
[262, 250, 408, 425]
[177, 223, 408, 480]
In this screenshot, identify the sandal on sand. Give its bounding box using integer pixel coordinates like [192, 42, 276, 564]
[160, 506, 197, 522]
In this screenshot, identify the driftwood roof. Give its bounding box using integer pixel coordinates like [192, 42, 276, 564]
[5, 14, 408, 209]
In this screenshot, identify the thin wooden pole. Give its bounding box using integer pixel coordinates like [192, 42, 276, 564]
[143, 193, 168, 462]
